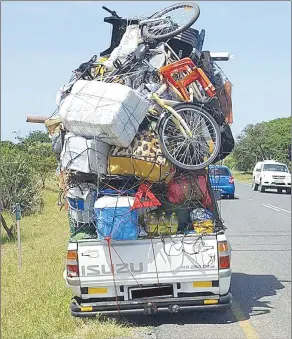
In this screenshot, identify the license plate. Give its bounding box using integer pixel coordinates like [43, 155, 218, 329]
[275, 180, 284, 184]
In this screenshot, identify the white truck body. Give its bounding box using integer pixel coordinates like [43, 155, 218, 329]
[252, 160, 291, 193]
[65, 232, 232, 316]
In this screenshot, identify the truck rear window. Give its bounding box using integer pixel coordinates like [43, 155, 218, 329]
[263, 164, 288, 172]
[209, 168, 230, 176]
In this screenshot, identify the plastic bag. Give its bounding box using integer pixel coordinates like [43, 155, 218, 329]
[101, 25, 141, 69]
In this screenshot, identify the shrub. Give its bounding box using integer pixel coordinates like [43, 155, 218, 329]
[0, 144, 43, 239]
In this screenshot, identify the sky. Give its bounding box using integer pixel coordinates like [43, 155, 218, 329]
[1, 1, 291, 141]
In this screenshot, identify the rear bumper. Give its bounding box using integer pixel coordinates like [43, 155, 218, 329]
[70, 293, 232, 317]
[263, 184, 291, 189]
[212, 185, 235, 195]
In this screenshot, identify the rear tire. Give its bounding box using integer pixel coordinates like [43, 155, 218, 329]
[253, 179, 258, 191]
[229, 194, 235, 199]
[259, 181, 265, 193]
[142, 2, 200, 41]
[277, 188, 283, 194]
[286, 188, 291, 194]
[158, 103, 221, 170]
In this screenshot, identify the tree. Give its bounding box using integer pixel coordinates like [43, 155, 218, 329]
[26, 142, 57, 187]
[222, 154, 237, 169]
[14, 130, 57, 188]
[231, 117, 291, 171]
[0, 144, 43, 240]
[14, 130, 51, 144]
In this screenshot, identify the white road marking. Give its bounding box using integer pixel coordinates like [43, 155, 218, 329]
[262, 204, 281, 212]
[265, 204, 291, 214]
[262, 204, 291, 214]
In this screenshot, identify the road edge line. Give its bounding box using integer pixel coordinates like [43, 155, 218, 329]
[232, 301, 259, 339]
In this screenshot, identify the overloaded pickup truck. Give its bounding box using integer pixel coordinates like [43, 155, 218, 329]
[64, 185, 232, 317]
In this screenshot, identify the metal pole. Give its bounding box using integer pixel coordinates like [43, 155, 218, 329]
[15, 203, 22, 268]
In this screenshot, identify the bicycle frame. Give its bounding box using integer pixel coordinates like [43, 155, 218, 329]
[148, 83, 193, 138]
[139, 17, 168, 26]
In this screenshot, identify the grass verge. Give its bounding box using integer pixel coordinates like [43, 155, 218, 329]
[1, 189, 131, 339]
[232, 171, 253, 184]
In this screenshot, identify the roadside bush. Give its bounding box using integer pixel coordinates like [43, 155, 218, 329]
[0, 144, 43, 239]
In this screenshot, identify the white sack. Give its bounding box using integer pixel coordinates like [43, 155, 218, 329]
[60, 133, 109, 174]
[58, 80, 149, 147]
[101, 25, 141, 69]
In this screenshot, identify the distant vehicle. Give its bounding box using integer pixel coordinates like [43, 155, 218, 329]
[209, 165, 235, 199]
[252, 160, 291, 194]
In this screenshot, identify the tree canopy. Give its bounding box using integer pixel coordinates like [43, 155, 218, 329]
[224, 117, 291, 171]
[1, 130, 57, 239]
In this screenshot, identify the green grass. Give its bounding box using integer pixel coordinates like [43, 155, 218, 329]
[232, 170, 253, 184]
[2, 188, 131, 339]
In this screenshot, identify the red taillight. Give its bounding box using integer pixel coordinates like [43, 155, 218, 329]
[219, 256, 230, 269]
[67, 264, 79, 278]
[66, 249, 79, 277]
[218, 241, 231, 269]
[229, 176, 234, 184]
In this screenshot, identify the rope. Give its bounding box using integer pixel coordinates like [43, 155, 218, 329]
[110, 243, 142, 289]
[150, 237, 160, 286]
[105, 236, 120, 313]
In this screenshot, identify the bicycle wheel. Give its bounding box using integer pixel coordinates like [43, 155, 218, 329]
[158, 103, 221, 170]
[142, 2, 200, 41]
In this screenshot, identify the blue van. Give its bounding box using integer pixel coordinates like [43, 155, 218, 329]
[209, 165, 235, 199]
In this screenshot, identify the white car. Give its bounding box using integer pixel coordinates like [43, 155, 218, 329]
[252, 160, 291, 194]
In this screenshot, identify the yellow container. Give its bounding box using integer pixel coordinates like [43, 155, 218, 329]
[193, 220, 214, 234]
[146, 212, 179, 235]
[108, 156, 173, 183]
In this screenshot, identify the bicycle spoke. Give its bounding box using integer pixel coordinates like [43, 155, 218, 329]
[144, 2, 199, 39]
[160, 104, 220, 169]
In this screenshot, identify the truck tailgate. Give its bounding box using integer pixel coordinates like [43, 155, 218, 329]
[78, 236, 219, 287]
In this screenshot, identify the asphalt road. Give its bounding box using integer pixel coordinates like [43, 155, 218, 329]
[118, 182, 291, 339]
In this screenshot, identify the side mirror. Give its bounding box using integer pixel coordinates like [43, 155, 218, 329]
[213, 189, 222, 201]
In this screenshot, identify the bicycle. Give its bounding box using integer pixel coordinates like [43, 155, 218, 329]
[100, 46, 221, 170]
[100, 2, 200, 57]
[67, 3, 200, 83]
[143, 81, 221, 171]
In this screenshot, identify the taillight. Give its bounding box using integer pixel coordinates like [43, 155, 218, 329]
[67, 250, 78, 260]
[219, 256, 230, 269]
[66, 249, 79, 277]
[218, 241, 230, 269]
[67, 264, 79, 278]
[229, 176, 234, 184]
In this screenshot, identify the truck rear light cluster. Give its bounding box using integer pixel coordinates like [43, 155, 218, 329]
[218, 241, 230, 269]
[229, 176, 234, 184]
[67, 250, 79, 278]
[219, 256, 230, 269]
